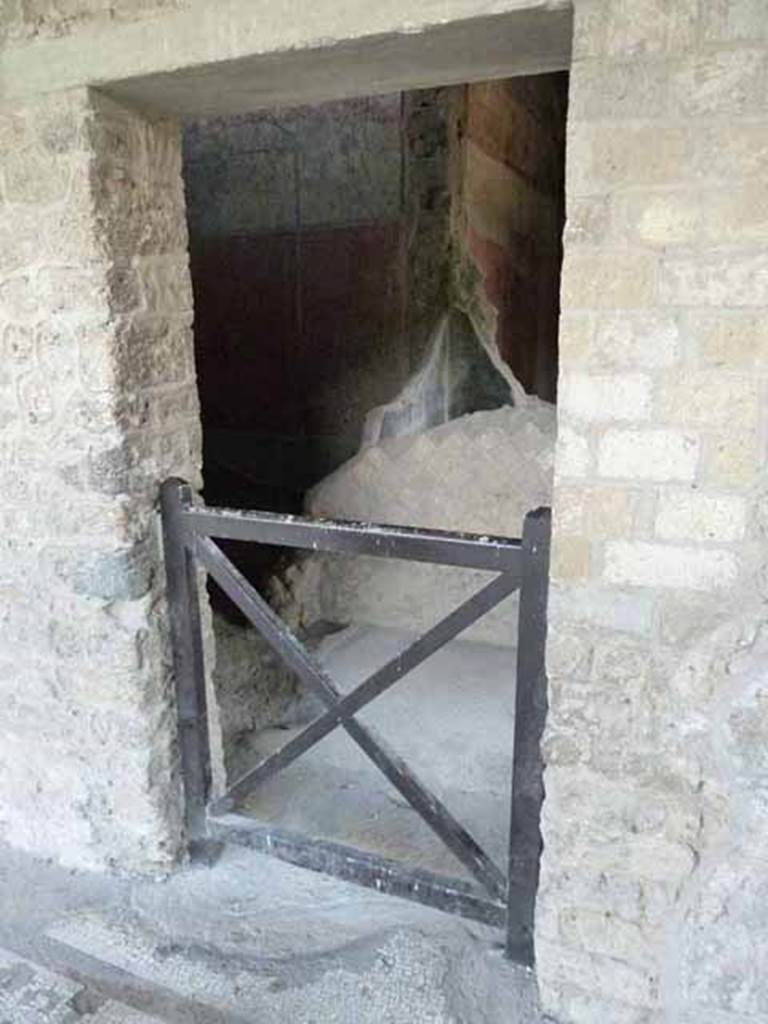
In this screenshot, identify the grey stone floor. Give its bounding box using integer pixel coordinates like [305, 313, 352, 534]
[0, 839, 541, 1023]
[0, 945, 164, 1023]
[0, 629, 543, 1022]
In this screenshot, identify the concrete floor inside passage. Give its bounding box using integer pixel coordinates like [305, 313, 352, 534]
[234, 624, 519, 882]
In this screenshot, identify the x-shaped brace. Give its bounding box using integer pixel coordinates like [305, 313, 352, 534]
[195, 534, 519, 902]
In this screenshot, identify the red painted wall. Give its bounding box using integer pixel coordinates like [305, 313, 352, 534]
[460, 73, 567, 402]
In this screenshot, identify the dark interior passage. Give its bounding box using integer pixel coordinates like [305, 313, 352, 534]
[183, 93, 451, 526]
[179, 73, 567, 939]
[182, 74, 567, 544]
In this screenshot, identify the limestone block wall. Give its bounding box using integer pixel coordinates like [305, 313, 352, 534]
[539, 2, 768, 1021]
[0, 88, 207, 871]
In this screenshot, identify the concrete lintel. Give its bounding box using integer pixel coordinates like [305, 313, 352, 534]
[1, 1, 571, 117]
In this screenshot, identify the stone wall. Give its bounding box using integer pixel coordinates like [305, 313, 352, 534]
[0, 88, 211, 871]
[0, 3, 767, 1023]
[539, 1, 768, 1021]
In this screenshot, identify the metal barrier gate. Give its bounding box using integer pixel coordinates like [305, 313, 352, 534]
[160, 478, 550, 965]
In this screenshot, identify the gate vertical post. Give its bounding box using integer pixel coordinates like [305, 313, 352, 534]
[506, 507, 551, 964]
[160, 478, 211, 843]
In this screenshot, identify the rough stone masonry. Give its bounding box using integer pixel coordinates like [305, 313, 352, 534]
[538, 2, 768, 1022]
[1, 3, 768, 1024]
[0, 88, 209, 870]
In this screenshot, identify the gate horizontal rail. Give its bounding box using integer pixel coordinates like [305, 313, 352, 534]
[185, 504, 525, 571]
[160, 477, 550, 966]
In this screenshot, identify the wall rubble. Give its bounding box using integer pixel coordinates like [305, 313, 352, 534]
[282, 395, 555, 645]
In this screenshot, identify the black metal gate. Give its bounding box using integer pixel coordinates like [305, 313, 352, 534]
[160, 478, 550, 964]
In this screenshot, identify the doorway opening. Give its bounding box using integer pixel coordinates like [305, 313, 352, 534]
[180, 72, 567, 948]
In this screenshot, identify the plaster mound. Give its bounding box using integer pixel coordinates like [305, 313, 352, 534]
[279, 398, 555, 645]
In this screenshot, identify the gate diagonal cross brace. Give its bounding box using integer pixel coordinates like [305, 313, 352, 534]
[194, 534, 510, 903]
[213, 568, 522, 813]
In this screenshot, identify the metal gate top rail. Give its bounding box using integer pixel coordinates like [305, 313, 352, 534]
[160, 478, 550, 967]
[183, 503, 525, 571]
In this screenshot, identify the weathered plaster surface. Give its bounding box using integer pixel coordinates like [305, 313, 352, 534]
[452, 74, 566, 402]
[0, 0, 186, 45]
[0, 88, 212, 870]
